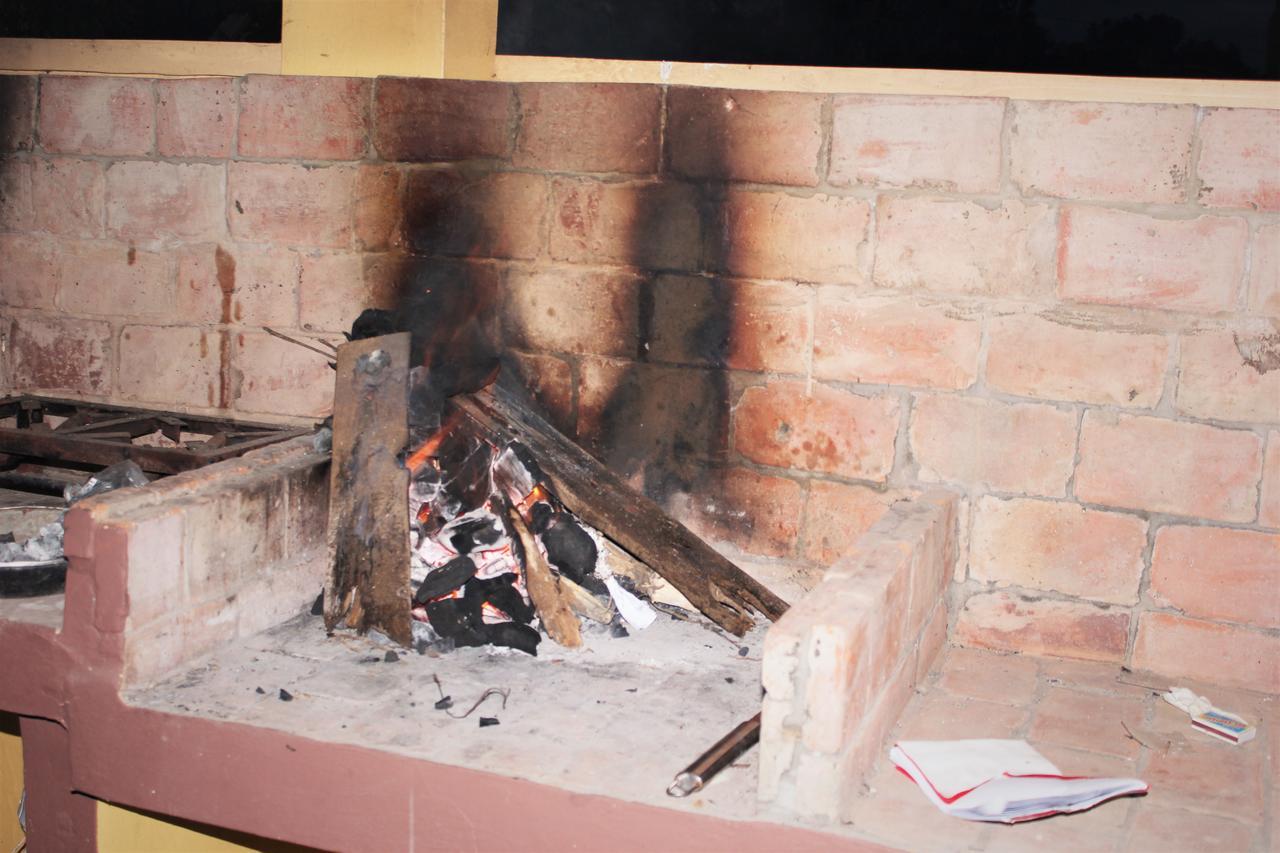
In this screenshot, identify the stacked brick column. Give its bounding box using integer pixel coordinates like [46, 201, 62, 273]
[0, 74, 1275, 688]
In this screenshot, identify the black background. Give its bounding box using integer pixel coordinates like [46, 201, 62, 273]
[499, 0, 1280, 81]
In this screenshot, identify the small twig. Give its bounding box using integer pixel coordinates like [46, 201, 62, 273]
[1121, 720, 1155, 750]
[1116, 676, 1168, 693]
[263, 322, 340, 356]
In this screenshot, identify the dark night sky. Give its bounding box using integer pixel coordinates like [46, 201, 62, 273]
[497, 0, 1279, 81]
[1, 1, 1275, 80]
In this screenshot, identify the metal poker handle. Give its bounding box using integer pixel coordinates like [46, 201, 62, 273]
[666, 712, 762, 797]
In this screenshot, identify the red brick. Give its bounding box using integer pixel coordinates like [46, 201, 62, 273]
[576, 358, 726, 484]
[515, 83, 660, 174]
[504, 267, 640, 357]
[38, 76, 153, 156]
[123, 509, 186, 627]
[711, 189, 869, 283]
[503, 351, 575, 435]
[735, 380, 899, 481]
[177, 244, 300, 327]
[118, 325, 221, 408]
[1010, 101, 1194, 203]
[0, 156, 30, 230]
[1262, 430, 1280, 528]
[1134, 612, 1279, 694]
[182, 479, 285, 600]
[970, 496, 1146, 605]
[373, 78, 512, 162]
[298, 252, 386, 334]
[402, 169, 545, 261]
[667, 87, 823, 186]
[955, 591, 1129, 662]
[909, 395, 1077, 497]
[1057, 206, 1246, 313]
[353, 164, 401, 251]
[897, 690, 1031, 741]
[228, 162, 355, 249]
[1249, 223, 1279, 315]
[1128, 807, 1258, 852]
[800, 481, 900, 564]
[155, 78, 235, 158]
[813, 291, 981, 390]
[0, 233, 56, 309]
[1028, 688, 1144, 759]
[106, 161, 225, 243]
[829, 95, 1003, 193]
[1175, 327, 1280, 423]
[1075, 411, 1262, 521]
[10, 313, 111, 395]
[123, 597, 239, 687]
[0, 76, 36, 151]
[691, 467, 805, 558]
[30, 157, 105, 238]
[1197, 107, 1280, 211]
[648, 275, 809, 373]
[55, 240, 173, 319]
[1150, 525, 1279, 629]
[986, 313, 1169, 408]
[239, 75, 370, 161]
[236, 559, 325, 638]
[875, 196, 1054, 298]
[232, 330, 334, 418]
[359, 255, 500, 343]
[935, 646, 1040, 705]
[549, 177, 698, 271]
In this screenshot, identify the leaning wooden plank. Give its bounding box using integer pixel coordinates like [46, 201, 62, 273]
[325, 332, 413, 647]
[453, 381, 789, 636]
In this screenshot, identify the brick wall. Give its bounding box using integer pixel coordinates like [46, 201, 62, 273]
[0, 74, 1276, 687]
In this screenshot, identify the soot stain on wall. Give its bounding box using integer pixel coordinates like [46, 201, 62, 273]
[379, 81, 744, 517]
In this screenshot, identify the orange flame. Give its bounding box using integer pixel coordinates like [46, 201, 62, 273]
[406, 409, 464, 473]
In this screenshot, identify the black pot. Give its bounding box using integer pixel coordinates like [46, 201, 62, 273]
[0, 559, 67, 597]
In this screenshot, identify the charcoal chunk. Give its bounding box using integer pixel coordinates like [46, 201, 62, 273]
[414, 556, 477, 603]
[541, 515, 598, 586]
[479, 622, 540, 656]
[448, 517, 501, 554]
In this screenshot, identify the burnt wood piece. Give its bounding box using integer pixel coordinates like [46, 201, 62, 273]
[453, 381, 790, 636]
[507, 505, 582, 648]
[325, 333, 413, 647]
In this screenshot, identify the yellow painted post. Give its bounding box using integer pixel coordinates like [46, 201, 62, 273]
[442, 0, 499, 80]
[281, 0, 448, 77]
[0, 715, 22, 852]
[98, 801, 315, 852]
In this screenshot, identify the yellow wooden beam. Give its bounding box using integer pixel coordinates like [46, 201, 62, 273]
[0, 715, 22, 853]
[493, 56, 1280, 110]
[281, 0, 446, 78]
[442, 0, 498, 79]
[0, 38, 280, 76]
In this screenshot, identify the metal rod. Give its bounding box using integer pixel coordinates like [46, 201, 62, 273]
[263, 327, 339, 359]
[667, 712, 761, 797]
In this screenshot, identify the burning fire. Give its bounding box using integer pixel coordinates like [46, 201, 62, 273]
[406, 409, 464, 473]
